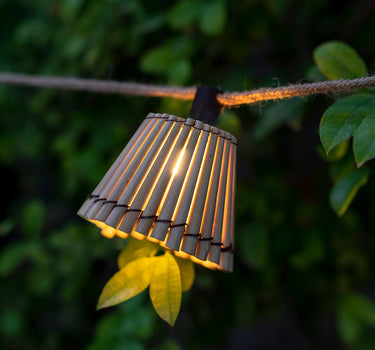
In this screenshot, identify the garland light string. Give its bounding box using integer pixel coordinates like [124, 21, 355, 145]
[1, 72, 375, 107]
[3, 71, 375, 271]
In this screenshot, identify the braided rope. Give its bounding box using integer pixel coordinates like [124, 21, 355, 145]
[1, 72, 375, 107]
[218, 77, 375, 106]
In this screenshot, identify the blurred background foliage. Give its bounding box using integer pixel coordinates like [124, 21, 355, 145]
[1, 0, 375, 349]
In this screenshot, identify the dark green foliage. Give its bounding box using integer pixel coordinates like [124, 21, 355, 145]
[1, 0, 375, 349]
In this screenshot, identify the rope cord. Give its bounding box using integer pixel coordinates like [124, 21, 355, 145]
[1, 72, 375, 107]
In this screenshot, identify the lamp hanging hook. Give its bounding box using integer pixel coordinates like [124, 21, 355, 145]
[189, 86, 222, 125]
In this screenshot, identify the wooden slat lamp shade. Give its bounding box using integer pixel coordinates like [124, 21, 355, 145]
[78, 113, 237, 272]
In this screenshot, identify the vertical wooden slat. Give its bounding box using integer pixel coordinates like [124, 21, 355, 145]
[180, 126, 219, 255]
[78, 115, 152, 217]
[84, 114, 162, 219]
[88, 114, 168, 221]
[219, 140, 235, 271]
[166, 123, 211, 251]
[136, 118, 196, 236]
[119, 117, 186, 238]
[228, 137, 237, 272]
[195, 130, 226, 260]
[111, 116, 182, 232]
[151, 121, 203, 242]
[207, 133, 231, 264]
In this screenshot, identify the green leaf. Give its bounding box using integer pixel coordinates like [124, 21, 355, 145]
[175, 257, 195, 292]
[149, 253, 181, 326]
[329, 167, 369, 216]
[319, 94, 375, 154]
[337, 309, 361, 345]
[0, 218, 15, 237]
[329, 156, 356, 183]
[97, 257, 160, 309]
[290, 231, 324, 270]
[21, 200, 45, 239]
[253, 98, 305, 141]
[317, 140, 349, 162]
[305, 64, 326, 82]
[167, 0, 202, 29]
[353, 114, 375, 166]
[337, 293, 375, 345]
[313, 41, 367, 80]
[217, 111, 242, 136]
[166, 37, 194, 58]
[117, 238, 158, 269]
[341, 293, 375, 327]
[0, 243, 28, 276]
[139, 46, 174, 74]
[199, 0, 226, 36]
[167, 59, 192, 84]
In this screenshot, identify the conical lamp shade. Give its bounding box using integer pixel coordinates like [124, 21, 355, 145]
[78, 113, 237, 272]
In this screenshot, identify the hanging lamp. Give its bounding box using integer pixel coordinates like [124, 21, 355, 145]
[78, 87, 237, 272]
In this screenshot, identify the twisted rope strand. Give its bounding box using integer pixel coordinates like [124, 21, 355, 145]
[0, 72, 375, 107]
[218, 76, 375, 106]
[0, 73, 196, 100]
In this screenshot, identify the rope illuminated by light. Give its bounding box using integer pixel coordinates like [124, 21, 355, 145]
[1, 72, 375, 107]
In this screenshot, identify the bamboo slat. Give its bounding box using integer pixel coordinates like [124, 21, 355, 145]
[84, 115, 162, 220]
[115, 116, 184, 233]
[136, 118, 195, 236]
[228, 139, 237, 272]
[207, 133, 231, 264]
[103, 115, 178, 230]
[180, 127, 219, 255]
[78, 116, 151, 217]
[151, 120, 203, 241]
[89, 115, 168, 221]
[195, 130, 226, 260]
[219, 140, 235, 271]
[166, 124, 211, 251]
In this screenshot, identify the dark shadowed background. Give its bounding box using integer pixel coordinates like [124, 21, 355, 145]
[1, 0, 375, 349]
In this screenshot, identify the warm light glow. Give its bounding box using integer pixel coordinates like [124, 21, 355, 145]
[104, 117, 160, 199]
[122, 116, 178, 208]
[155, 125, 194, 218]
[115, 230, 129, 239]
[88, 219, 106, 229]
[130, 231, 146, 240]
[101, 227, 116, 238]
[185, 132, 212, 223]
[172, 148, 185, 177]
[140, 122, 184, 212]
[79, 113, 237, 272]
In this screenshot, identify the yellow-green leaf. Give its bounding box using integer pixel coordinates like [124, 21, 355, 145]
[97, 257, 160, 309]
[149, 253, 182, 326]
[117, 238, 158, 269]
[175, 257, 195, 292]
